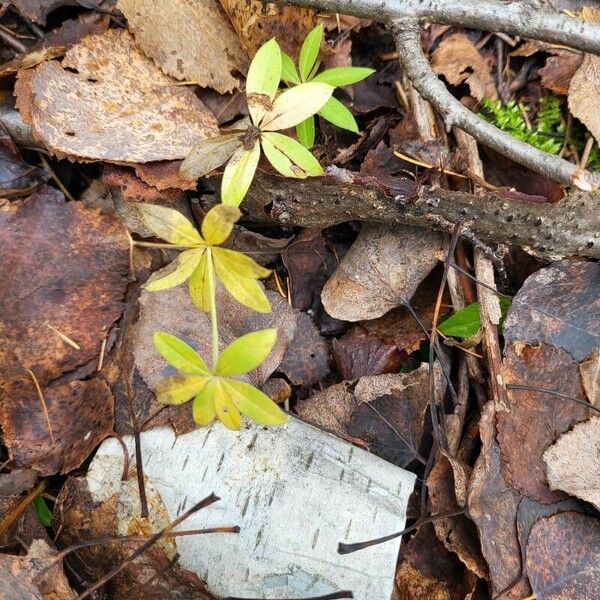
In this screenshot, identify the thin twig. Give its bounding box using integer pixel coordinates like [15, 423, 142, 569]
[27, 369, 55, 446]
[505, 383, 600, 415]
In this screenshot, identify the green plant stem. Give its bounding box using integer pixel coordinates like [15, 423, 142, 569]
[206, 248, 219, 369]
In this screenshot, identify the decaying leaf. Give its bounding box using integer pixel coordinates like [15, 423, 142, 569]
[497, 343, 590, 503]
[117, 0, 248, 94]
[0, 539, 77, 599]
[10, 0, 100, 24]
[539, 51, 583, 95]
[0, 122, 41, 197]
[218, 0, 317, 57]
[15, 29, 219, 163]
[468, 402, 527, 598]
[297, 366, 433, 467]
[321, 224, 442, 321]
[543, 417, 600, 510]
[526, 511, 600, 600]
[580, 348, 600, 405]
[431, 33, 498, 102]
[503, 260, 600, 362]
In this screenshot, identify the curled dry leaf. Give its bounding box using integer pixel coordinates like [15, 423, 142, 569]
[117, 0, 248, 94]
[431, 33, 498, 102]
[321, 224, 442, 321]
[580, 348, 600, 406]
[543, 416, 600, 510]
[15, 29, 219, 163]
[526, 511, 600, 600]
[218, 0, 317, 57]
[497, 343, 590, 503]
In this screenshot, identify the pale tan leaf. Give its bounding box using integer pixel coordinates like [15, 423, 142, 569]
[431, 33, 498, 102]
[117, 0, 248, 94]
[568, 53, 600, 144]
[14, 29, 219, 162]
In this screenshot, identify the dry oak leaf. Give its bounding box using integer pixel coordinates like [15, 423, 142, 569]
[321, 224, 442, 322]
[218, 0, 317, 57]
[543, 416, 600, 511]
[117, 0, 248, 94]
[526, 511, 600, 600]
[14, 28, 219, 163]
[431, 33, 498, 102]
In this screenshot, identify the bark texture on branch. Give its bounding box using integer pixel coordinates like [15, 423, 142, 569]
[241, 168, 600, 259]
[280, 0, 600, 53]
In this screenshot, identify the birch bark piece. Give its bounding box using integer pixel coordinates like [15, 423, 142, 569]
[88, 419, 415, 599]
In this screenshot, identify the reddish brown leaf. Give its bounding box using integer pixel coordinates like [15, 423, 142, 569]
[539, 52, 583, 95]
[503, 260, 600, 362]
[497, 343, 589, 503]
[526, 511, 600, 600]
[102, 164, 184, 204]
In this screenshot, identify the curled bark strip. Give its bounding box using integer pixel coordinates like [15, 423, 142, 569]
[241, 169, 600, 259]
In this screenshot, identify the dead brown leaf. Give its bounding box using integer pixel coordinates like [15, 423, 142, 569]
[468, 402, 528, 598]
[526, 511, 600, 599]
[568, 53, 600, 144]
[102, 164, 184, 204]
[118, 0, 248, 94]
[539, 52, 583, 95]
[321, 224, 442, 322]
[580, 348, 600, 405]
[0, 122, 41, 197]
[543, 416, 600, 510]
[431, 33, 498, 102]
[10, 0, 104, 24]
[218, 0, 317, 57]
[15, 29, 219, 163]
[497, 343, 590, 503]
[503, 260, 600, 362]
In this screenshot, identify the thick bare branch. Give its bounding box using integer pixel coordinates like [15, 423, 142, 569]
[239, 169, 600, 259]
[393, 19, 600, 190]
[280, 0, 600, 53]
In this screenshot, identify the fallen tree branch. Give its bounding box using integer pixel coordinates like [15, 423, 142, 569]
[240, 168, 600, 259]
[279, 0, 600, 189]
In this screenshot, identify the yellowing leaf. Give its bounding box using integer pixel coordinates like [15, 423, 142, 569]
[246, 38, 282, 125]
[318, 96, 359, 133]
[216, 328, 277, 376]
[223, 379, 288, 426]
[213, 247, 270, 279]
[221, 142, 261, 206]
[261, 135, 303, 178]
[214, 379, 241, 430]
[153, 331, 209, 374]
[262, 131, 323, 176]
[144, 247, 204, 291]
[180, 134, 242, 181]
[192, 378, 217, 426]
[155, 374, 208, 404]
[299, 24, 323, 82]
[188, 252, 213, 313]
[133, 203, 203, 245]
[214, 255, 271, 312]
[260, 82, 333, 131]
[201, 204, 241, 245]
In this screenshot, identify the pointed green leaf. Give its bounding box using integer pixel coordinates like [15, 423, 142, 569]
[192, 378, 217, 426]
[261, 135, 305, 178]
[188, 253, 213, 313]
[213, 247, 271, 279]
[299, 24, 323, 82]
[221, 142, 261, 206]
[223, 379, 288, 426]
[133, 204, 203, 245]
[295, 116, 315, 148]
[260, 82, 334, 131]
[246, 38, 282, 125]
[313, 66, 375, 86]
[33, 497, 53, 527]
[180, 134, 242, 181]
[318, 96, 359, 133]
[144, 247, 204, 292]
[438, 298, 511, 338]
[155, 375, 208, 405]
[214, 255, 271, 313]
[216, 329, 277, 376]
[201, 204, 241, 245]
[262, 132, 323, 176]
[281, 52, 301, 84]
[153, 331, 209, 375]
[214, 379, 241, 430]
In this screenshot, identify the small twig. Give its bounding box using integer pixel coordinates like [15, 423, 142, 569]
[76, 494, 221, 599]
[27, 368, 55, 446]
[337, 508, 466, 554]
[505, 383, 600, 415]
[0, 480, 47, 537]
[45, 322, 81, 350]
[0, 26, 27, 53]
[133, 429, 148, 518]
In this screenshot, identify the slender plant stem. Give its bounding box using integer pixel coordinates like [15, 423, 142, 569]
[206, 248, 219, 369]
